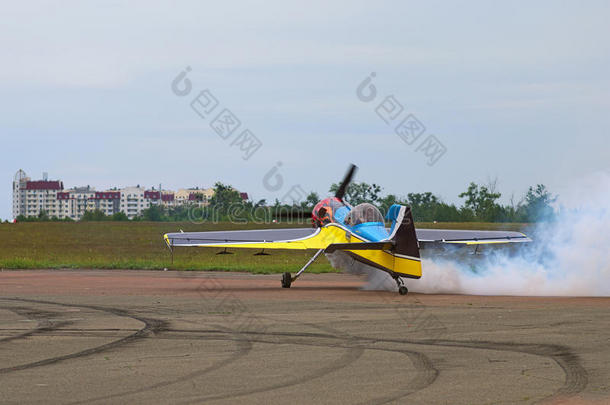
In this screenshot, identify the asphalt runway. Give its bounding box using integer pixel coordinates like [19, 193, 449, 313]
[0, 270, 608, 404]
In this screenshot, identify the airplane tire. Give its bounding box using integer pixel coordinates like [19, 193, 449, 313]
[281, 272, 292, 288]
[398, 286, 408, 295]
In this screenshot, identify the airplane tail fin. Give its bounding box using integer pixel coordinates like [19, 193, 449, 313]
[324, 204, 422, 279]
[386, 204, 420, 261]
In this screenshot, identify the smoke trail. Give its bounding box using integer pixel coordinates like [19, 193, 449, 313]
[325, 251, 397, 291]
[328, 171, 610, 296]
[411, 171, 610, 296]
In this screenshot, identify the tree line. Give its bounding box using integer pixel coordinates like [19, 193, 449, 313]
[14, 180, 556, 223]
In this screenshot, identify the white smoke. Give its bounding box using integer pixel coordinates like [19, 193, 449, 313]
[328, 171, 610, 297]
[325, 251, 398, 291]
[411, 171, 610, 297]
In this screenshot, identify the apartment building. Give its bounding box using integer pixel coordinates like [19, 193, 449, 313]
[12, 170, 65, 219]
[56, 186, 96, 220]
[175, 188, 215, 206]
[120, 186, 146, 219]
[11, 170, 249, 221]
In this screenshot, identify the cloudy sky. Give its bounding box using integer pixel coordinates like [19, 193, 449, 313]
[2, 0, 609, 220]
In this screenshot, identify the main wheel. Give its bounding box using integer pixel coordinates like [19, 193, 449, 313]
[398, 286, 408, 295]
[281, 272, 292, 288]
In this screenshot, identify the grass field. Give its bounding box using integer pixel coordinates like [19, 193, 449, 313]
[0, 221, 530, 273]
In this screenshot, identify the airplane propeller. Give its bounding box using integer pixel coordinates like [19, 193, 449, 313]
[335, 164, 358, 202]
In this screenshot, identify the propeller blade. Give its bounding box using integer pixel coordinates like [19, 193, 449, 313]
[335, 164, 358, 201]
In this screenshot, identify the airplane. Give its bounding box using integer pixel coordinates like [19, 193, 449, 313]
[164, 165, 531, 295]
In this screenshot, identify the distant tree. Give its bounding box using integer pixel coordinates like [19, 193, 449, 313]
[208, 182, 242, 214]
[37, 210, 50, 221]
[111, 212, 129, 221]
[436, 203, 464, 222]
[523, 184, 556, 222]
[140, 205, 165, 221]
[459, 182, 502, 221]
[81, 209, 109, 221]
[406, 192, 440, 222]
[378, 194, 400, 217]
[329, 182, 382, 205]
[302, 192, 320, 210]
[165, 206, 189, 221]
[407, 192, 439, 207]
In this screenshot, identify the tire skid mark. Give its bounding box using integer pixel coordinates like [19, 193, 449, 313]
[246, 313, 587, 402]
[0, 298, 168, 374]
[358, 350, 437, 405]
[0, 298, 587, 404]
[158, 329, 437, 404]
[251, 312, 439, 403]
[180, 344, 365, 405]
[73, 319, 367, 404]
[0, 300, 254, 405]
[164, 329, 586, 403]
[0, 306, 71, 343]
[69, 335, 253, 405]
[409, 339, 588, 401]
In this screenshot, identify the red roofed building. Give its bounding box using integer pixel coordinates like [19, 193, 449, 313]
[12, 170, 71, 219]
[24, 180, 63, 190]
[87, 191, 121, 216]
[94, 192, 120, 200]
[144, 191, 160, 200]
[12, 169, 250, 220]
[175, 187, 215, 206]
[161, 193, 176, 207]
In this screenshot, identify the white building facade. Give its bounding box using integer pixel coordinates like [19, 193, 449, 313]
[11, 170, 250, 221]
[13, 170, 65, 219]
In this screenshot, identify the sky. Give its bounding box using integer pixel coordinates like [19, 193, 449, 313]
[2, 0, 609, 220]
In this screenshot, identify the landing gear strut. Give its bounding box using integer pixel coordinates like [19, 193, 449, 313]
[281, 249, 324, 289]
[393, 275, 409, 295]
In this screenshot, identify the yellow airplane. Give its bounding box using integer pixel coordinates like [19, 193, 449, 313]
[164, 165, 531, 295]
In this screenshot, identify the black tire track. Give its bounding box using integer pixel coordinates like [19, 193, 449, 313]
[258, 316, 439, 405]
[179, 344, 365, 405]
[153, 329, 437, 405]
[0, 299, 256, 405]
[161, 328, 586, 404]
[176, 272, 438, 402]
[0, 307, 71, 344]
[0, 298, 168, 375]
[68, 333, 254, 405]
[1, 299, 434, 404]
[76, 322, 369, 404]
[408, 338, 588, 402]
[247, 312, 587, 402]
[0, 298, 588, 404]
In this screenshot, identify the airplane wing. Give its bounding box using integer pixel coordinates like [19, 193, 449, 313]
[164, 225, 352, 251]
[415, 229, 531, 245]
[165, 226, 531, 251]
[164, 223, 532, 250]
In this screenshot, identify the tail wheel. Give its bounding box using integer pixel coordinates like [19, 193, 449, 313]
[398, 286, 408, 295]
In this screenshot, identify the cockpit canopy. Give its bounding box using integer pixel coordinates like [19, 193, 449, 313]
[344, 203, 384, 226]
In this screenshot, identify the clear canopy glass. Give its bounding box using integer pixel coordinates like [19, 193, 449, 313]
[344, 203, 384, 226]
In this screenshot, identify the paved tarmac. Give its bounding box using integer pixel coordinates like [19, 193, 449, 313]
[0, 270, 608, 404]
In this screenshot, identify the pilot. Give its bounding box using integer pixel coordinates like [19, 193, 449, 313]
[318, 207, 332, 225]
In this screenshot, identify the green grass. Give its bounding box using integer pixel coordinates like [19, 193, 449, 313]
[0, 221, 530, 273]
